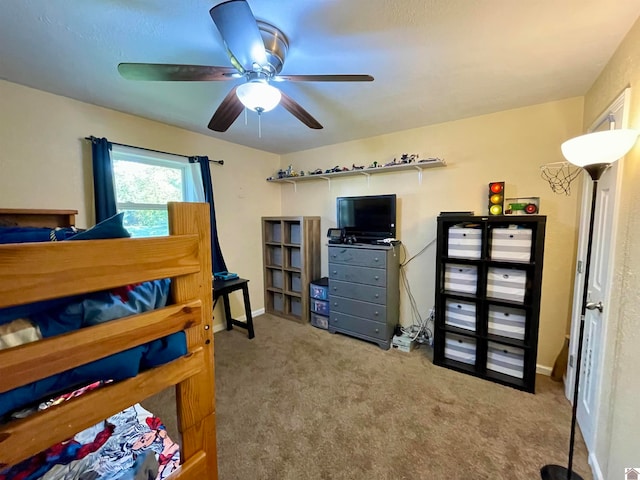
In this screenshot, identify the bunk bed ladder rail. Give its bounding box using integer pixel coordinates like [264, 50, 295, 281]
[0, 202, 217, 479]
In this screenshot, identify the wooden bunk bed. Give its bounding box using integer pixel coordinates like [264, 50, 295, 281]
[0, 202, 218, 479]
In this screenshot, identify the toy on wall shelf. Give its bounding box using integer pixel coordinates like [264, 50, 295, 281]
[505, 197, 540, 215]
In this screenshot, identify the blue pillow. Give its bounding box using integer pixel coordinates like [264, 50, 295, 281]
[0, 213, 131, 325]
[68, 212, 130, 241]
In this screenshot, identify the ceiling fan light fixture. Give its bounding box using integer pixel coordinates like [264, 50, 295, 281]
[236, 81, 281, 113]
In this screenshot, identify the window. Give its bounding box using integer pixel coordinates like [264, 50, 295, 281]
[111, 145, 204, 237]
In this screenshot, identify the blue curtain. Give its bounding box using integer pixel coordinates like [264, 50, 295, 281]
[90, 137, 117, 222]
[190, 156, 228, 274]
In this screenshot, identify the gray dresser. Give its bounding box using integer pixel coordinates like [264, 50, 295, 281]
[328, 244, 400, 349]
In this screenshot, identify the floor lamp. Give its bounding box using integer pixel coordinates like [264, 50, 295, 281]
[541, 128, 639, 480]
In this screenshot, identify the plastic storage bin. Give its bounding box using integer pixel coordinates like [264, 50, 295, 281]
[310, 312, 329, 329]
[311, 299, 330, 315]
[448, 226, 482, 259]
[310, 277, 329, 300]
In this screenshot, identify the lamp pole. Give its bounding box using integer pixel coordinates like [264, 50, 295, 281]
[541, 163, 608, 480]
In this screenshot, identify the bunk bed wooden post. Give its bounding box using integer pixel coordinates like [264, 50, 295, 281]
[167, 202, 218, 479]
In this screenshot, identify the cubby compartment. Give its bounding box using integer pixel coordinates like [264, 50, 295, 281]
[267, 291, 284, 314]
[444, 263, 478, 294]
[266, 267, 284, 290]
[444, 332, 476, 366]
[264, 220, 282, 243]
[288, 296, 302, 318]
[286, 221, 302, 245]
[487, 342, 525, 379]
[487, 267, 527, 303]
[488, 305, 526, 340]
[287, 271, 302, 293]
[444, 299, 477, 332]
[447, 225, 482, 259]
[287, 246, 302, 270]
[490, 227, 532, 262]
[265, 245, 283, 267]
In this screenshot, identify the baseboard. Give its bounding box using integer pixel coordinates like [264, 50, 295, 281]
[588, 452, 604, 480]
[536, 364, 552, 376]
[213, 308, 265, 334]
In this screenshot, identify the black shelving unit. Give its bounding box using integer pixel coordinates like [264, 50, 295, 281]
[433, 214, 546, 393]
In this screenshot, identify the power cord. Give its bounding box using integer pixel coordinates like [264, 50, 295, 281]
[398, 239, 436, 346]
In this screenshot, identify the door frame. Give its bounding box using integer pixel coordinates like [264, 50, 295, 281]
[564, 88, 630, 476]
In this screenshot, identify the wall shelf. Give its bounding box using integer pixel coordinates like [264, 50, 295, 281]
[266, 159, 447, 188]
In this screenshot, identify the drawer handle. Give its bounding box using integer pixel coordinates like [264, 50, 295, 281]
[333, 287, 337, 291]
[374, 294, 379, 298]
[374, 257, 379, 262]
[374, 275, 379, 280]
[375, 328, 379, 333]
[504, 312, 510, 317]
[503, 349, 509, 354]
[333, 317, 338, 322]
[334, 302, 338, 307]
[333, 271, 337, 275]
[457, 304, 462, 309]
[332, 254, 336, 258]
[374, 311, 379, 316]
[458, 339, 463, 344]
[509, 234, 514, 238]
[503, 274, 509, 279]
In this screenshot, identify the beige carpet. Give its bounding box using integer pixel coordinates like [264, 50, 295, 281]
[143, 313, 592, 480]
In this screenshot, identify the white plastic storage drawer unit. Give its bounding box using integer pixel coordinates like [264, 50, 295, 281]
[444, 264, 478, 295]
[444, 299, 477, 332]
[444, 333, 476, 365]
[448, 226, 482, 259]
[490, 227, 532, 262]
[488, 305, 526, 340]
[487, 342, 525, 379]
[486, 267, 526, 303]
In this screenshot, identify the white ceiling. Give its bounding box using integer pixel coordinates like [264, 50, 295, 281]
[1, 0, 639, 155]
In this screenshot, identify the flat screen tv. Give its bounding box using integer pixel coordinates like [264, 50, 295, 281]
[337, 194, 396, 243]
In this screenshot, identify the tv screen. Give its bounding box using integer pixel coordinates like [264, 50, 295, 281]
[337, 194, 396, 242]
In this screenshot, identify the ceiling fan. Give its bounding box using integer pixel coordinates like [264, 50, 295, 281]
[118, 0, 374, 132]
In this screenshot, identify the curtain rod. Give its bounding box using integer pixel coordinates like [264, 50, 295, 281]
[84, 136, 224, 165]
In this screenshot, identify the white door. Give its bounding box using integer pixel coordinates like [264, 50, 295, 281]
[565, 90, 629, 453]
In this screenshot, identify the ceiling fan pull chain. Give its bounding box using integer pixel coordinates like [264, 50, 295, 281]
[258, 112, 262, 138]
[244, 108, 248, 125]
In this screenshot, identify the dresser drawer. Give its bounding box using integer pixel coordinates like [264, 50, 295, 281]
[328, 247, 386, 268]
[329, 263, 387, 287]
[329, 280, 386, 305]
[330, 295, 386, 323]
[329, 312, 393, 341]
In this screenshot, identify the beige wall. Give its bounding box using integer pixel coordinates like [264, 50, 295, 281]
[280, 98, 584, 369]
[0, 80, 281, 331]
[582, 16, 640, 479]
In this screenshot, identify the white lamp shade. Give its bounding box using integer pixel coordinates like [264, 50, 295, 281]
[236, 82, 281, 112]
[561, 129, 639, 167]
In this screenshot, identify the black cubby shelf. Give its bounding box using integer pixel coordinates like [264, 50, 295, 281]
[433, 214, 546, 393]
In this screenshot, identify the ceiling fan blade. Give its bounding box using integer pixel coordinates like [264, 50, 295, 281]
[279, 91, 323, 130]
[209, 0, 268, 72]
[274, 74, 374, 82]
[208, 86, 244, 132]
[118, 63, 238, 81]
